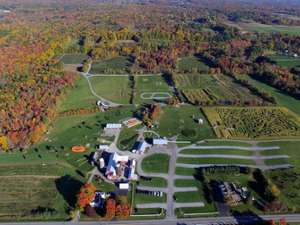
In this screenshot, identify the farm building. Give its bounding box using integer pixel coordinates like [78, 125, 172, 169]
[132, 140, 150, 154]
[105, 123, 122, 129]
[105, 152, 137, 181]
[152, 138, 168, 146]
[96, 144, 110, 151]
[122, 118, 142, 128]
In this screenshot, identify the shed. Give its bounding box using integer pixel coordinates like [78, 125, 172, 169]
[153, 138, 168, 145]
[105, 123, 122, 129]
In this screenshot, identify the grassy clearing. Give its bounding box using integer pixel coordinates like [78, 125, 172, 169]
[203, 107, 300, 139]
[156, 106, 215, 142]
[90, 76, 131, 104]
[175, 205, 217, 218]
[61, 54, 87, 64]
[0, 176, 69, 221]
[200, 140, 252, 147]
[117, 127, 139, 151]
[241, 75, 300, 115]
[177, 157, 255, 165]
[269, 55, 300, 68]
[58, 75, 98, 112]
[139, 177, 167, 188]
[259, 141, 300, 169]
[174, 191, 203, 203]
[175, 179, 200, 187]
[239, 22, 300, 35]
[173, 74, 263, 105]
[179, 148, 254, 156]
[90, 56, 132, 74]
[264, 158, 290, 166]
[176, 56, 209, 73]
[134, 193, 167, 204]
[141, 154, 170, 174]
[175, 167, 196, 176]
[135, 75, 172, 104]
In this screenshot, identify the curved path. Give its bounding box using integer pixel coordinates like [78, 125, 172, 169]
[80, 64, 121, 107]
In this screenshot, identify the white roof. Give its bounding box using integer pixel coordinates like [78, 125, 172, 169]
[136, 141, 149, 152]
[113, 152, 129, 162]
[97, 144, 109, 150]
[153, 139, 168, 145]
[106, 123, 122, 129]
[119, 183, 129, 189]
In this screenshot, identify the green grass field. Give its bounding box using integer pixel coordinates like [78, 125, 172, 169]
[89, 76, 131, 104]
[139, 177, 167, 188]
[61, 54, 87, 64]
[179, 148, 254, 156]
[269, 55, 300, 68]
[58, 76, 98, 112]
[175, 179, 201, 187]
[135, 75, 172, 104]
[177, 56, 209, 73]
[117, 127, 139, 151]
[156, 106, 215, 142]
[174, 191, 203, 203]
[241, 75, 300, 115]
[177, 157, 255, 165]
[239, 22, 300, 35]
[0, 176, 69, 221]
[141, 154, 170, 174]
[134, 193, 167, 204]
[199, 140, 252, 147]
[90, 56, 133, 74]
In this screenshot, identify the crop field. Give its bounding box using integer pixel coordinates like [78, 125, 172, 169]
[238, 22, 300, 35]
[61, 54, 87, 64]
[176, 56, 209, 73]
[90, 56, 133, 74]
[203, 107, 300, 139]
[173, 74, 263, 105]
[0, 176, 67, 221]
[156, 106, 215, 142]
[135, 75, 172, 104]
[269, 55, 300, 68]
[89, 76, 131, 104]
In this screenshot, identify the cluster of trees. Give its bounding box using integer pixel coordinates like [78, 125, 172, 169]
[105, 197, 131, 220]
[142, 104, 161, 128]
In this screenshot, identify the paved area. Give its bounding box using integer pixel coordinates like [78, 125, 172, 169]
[177, 153, 289, 160]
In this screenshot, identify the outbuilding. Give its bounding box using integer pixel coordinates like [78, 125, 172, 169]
[153, 138, 168, 145]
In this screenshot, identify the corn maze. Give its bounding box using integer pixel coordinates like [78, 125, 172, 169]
[203, 107, 300, 139]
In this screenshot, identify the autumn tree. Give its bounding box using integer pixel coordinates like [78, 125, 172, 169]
[77, 183, 96, 211]
[105, 198, 116, 220]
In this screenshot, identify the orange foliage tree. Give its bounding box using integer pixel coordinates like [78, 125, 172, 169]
[105, 198, 116, 220]
[77, 183, 96, 211]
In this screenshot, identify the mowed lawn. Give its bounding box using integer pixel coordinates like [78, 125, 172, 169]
[58, 75, 98, 112]
[157, 106, 215, 142]
[179, 148, 254, 156]
[90, 56, 133, 74]
[90, 76, 131, 104]
[239, 22, 300, 35]
[141, 154, 170, 173]
[177, 157, 255, 165]
[61, 54, 87, 64]
[135, 75, 172, 104]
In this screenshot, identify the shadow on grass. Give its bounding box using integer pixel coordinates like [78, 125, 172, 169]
[55, 175, 83, 209]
